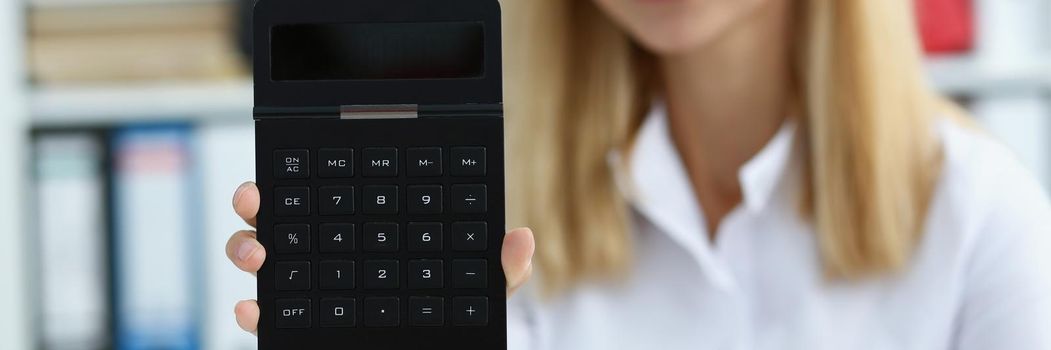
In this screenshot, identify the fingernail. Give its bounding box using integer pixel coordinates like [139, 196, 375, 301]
[236, 241, 259, 262]
[232, 182, 250, 206]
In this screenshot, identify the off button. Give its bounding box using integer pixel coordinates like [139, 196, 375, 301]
[275, 298, 311, 329]
[274, 150, 309, 179]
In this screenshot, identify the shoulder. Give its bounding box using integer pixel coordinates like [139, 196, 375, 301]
[931, 117, 1051, 283]
[935, 118, 1051, 230]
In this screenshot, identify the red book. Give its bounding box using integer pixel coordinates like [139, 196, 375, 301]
[915, 0, 975, 54]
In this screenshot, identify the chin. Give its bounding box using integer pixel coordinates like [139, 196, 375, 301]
[628, 23, 724, 55]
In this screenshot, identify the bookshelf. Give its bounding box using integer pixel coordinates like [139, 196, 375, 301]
[30, 80, 253, 127]
[0, 0, 30, 349]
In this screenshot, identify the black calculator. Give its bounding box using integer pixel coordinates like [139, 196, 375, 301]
[252, 0, 506, 349]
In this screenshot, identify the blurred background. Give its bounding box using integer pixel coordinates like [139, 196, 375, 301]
[0, 0, 1048, 349]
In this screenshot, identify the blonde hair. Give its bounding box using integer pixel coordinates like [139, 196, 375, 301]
[505, 0, 944, 293]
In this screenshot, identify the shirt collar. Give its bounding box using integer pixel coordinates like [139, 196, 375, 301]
[613, 102, 797, 224]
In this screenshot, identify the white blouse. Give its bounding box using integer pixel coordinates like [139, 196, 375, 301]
[506, 105, 1051, 350]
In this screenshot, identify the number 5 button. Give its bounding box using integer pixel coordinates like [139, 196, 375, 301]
[319, 186, 354, 216]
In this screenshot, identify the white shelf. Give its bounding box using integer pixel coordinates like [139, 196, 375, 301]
[30, 80, 253, 127]
[29, 0, 225, 9]
[926, 54, 1051, 96]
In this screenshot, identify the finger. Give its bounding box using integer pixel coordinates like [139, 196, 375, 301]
[226, 230, 265, 275]
[234, 299, 260, 335]
[502, 227, 535, 298]
[233, 182, 260, 228]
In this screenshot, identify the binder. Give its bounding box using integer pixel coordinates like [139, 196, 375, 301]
[33, 132, 110, 350]
[111, 125, 201, 350]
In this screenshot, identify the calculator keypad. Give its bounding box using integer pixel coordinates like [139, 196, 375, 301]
[258, 116, 505, 350]
[265, 145, 497, 331]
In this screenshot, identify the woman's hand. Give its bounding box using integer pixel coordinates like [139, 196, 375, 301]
[225, 181, 536, 335]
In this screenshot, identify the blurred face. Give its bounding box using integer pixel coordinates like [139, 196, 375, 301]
[592, 0, 772, 54]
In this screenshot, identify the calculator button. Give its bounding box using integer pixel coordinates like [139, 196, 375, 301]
[406, 147, 443, 177]
[362, 148, 398, 177]
[410, 297, 444, 326]
[452, 297, 489, 326]
[275, 261, 311, 291]
[274, 224, 310, 254]
[363, 223, 399, 252]
[274, 187, 310, 216]
[364, 297, 400, 327]
[450, 147, 486, 177]
[319, 186, 355, 216]
[452, 222, 487, 252]
[318, 148, 353, 178]
[364, 260, 400, 289]
[320, 298, 356, 328]
[407, 185, 443, 214]
[274, 150, 309, 179]
[362, 185, 399, 214]
[451, 259, 487, 289]
[319, 260, 355, 290]
[408, 260, 444, 289]
[408, 222, 443, 252]
[319, 223, 355, 253]
[275, 298, 311, 329]
[451, 185, 487, 214]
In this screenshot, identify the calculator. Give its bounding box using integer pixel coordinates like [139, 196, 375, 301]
[252, 0, 505, 349]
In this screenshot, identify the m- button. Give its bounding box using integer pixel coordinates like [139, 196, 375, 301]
[407, 147, 443, 177]
[274, 150, 309, 179]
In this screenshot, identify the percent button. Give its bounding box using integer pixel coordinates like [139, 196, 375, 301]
[275, 224, 311, 254]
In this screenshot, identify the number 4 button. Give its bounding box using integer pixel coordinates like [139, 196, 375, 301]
[319, 223, 355, 253]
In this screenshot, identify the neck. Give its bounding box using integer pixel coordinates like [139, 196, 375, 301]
[658, 1, 792, 236]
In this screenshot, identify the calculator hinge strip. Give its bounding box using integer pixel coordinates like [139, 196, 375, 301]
[340, 104, 419, 119]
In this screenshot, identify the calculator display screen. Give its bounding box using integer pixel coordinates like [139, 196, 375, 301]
[271, 22, 485, 81]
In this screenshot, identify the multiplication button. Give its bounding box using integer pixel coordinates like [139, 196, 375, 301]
[274, 150, 309, 179]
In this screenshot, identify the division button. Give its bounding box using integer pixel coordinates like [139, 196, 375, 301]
[451, 184, 487, 214]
